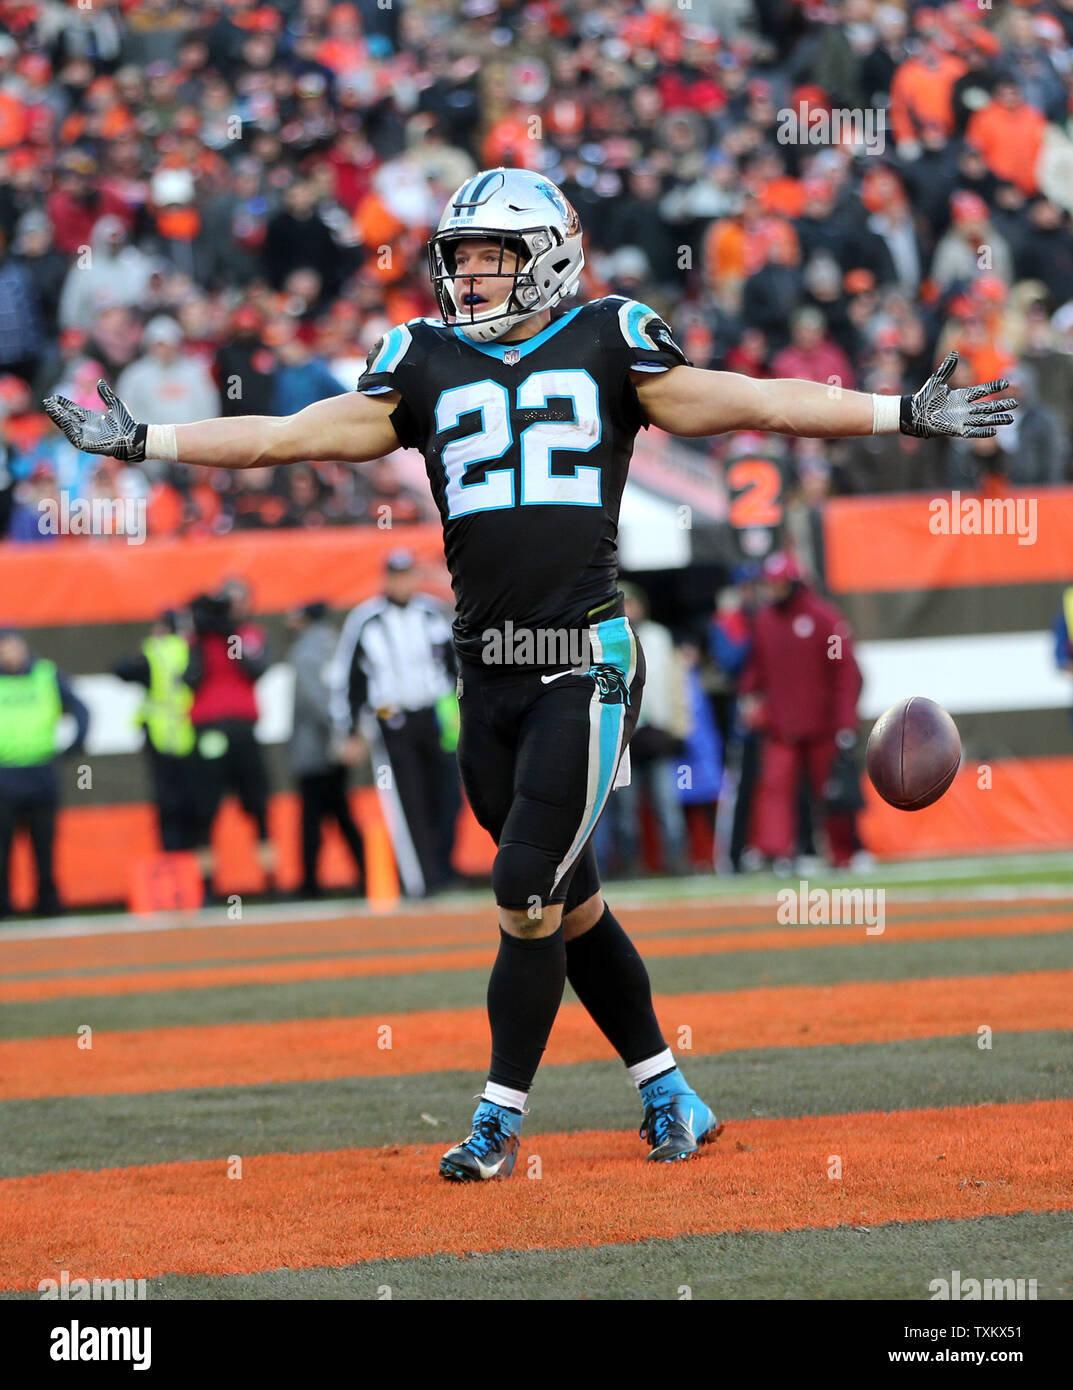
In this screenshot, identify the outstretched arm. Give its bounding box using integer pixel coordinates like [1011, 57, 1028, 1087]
[633, 351, 1016, 441]
[43, 381, 403, 469]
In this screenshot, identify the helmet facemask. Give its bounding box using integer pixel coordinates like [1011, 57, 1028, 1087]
[429, 230, 550, 341]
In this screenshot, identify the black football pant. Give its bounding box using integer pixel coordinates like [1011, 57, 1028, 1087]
[456, 617, 645, 913]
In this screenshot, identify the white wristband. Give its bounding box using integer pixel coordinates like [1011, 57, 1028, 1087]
[871, 394, 902, 435]
[145, 423, 178, 462]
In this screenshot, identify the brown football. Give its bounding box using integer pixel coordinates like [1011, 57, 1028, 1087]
[865, 697, 962, 811]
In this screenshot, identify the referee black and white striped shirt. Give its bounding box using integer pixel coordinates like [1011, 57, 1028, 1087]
[331, 593, 455, 730]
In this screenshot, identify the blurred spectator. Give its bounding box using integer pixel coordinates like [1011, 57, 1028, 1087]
[269, 315, 346, 416]
[112, 609, 199, 853]
[1014, 198, 1073, 308]
[889, 35, 967, 148]
[930, 191, 1013, 290]
[603, 164, 683, 291]
[332, 550, 459, 899]
[186, 577, 275, 900]
[723, 325, 770, 378]
[11, 211, 65, 342]
[215, 305, 276, 418]
[709, 563, 760, 874]
[950, 30, 1003, 137]
[115, 316, 221, 473]
[675, 639, 723, 872]
[263, 177, 346, 303]
[199, 155, 277, 289]
[742, 223, 804, 354]
[783, 445, 832, 588]
[286, 600, 365, 901]
[45, 149, 131, 258]
[360, 456, 424, 527]
[861, 167, 923, 297]
[740, 553, 862, 873]
[965, 78, 1047, 197]
[1003, 361, 1068, 486]
[595, 585, 691, 878]
[0, 223, 43, 384]
[1021, 303, 1073, 443]
[0, 626, 89, 919]
[1001, 9, 1066, 121]
[772, 307, 856, 390]
[948, 363, 1066, 488]
[57, 214, 156, 331]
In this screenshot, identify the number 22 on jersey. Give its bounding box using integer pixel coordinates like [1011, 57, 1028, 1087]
[434, 369, 602, 518]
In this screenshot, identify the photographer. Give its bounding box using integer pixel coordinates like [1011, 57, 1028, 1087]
[186, 577, 276, 900]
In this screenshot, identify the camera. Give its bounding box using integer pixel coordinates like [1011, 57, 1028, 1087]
[190, 592, 233, 637]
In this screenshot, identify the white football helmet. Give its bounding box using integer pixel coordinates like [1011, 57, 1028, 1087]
[427, 168, 585, 342]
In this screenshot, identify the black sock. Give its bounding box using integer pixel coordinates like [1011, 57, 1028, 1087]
[487, 925, 567, 1091]
[565, 904, 666, 1067]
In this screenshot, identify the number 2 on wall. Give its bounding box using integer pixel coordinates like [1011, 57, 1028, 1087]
[434, 370, 602, 518]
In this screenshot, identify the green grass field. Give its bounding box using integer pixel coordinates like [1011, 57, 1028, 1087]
[2, 852, 1072, 1301]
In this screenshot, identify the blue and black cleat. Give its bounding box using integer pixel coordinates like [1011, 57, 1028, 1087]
[640, 1092, 722, 1162]
[439, 1099, 523, 1182]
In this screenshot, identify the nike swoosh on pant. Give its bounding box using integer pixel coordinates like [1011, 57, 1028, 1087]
[540, 669, 581, 684]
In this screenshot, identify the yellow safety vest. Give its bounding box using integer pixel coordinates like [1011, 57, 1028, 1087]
[0, 658, 63, 767]
[136, 634, 195, 757]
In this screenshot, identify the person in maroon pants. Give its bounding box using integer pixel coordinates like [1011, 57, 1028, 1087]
[740, 551, 862, 872]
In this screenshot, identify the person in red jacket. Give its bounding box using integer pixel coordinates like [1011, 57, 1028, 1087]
[44, 149, 133, 258]
[740, 551, 862, 871]
[185, 577, 276, 900]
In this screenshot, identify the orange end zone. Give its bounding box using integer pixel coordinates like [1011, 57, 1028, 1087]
[3, 970, 1071, 1101]
[1, 1099, 1070, 1289]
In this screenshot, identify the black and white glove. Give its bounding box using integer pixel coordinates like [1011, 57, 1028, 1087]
[42, 380, 148, 461]
[900, 351, 1017, 439]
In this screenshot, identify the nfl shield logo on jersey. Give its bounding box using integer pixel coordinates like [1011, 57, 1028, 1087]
[504, 348, 521, 365]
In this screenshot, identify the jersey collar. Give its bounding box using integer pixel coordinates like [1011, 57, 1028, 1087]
[452, 306, 585, 361]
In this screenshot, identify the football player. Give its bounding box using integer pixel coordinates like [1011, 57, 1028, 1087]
[44, 168, 1017, 1180]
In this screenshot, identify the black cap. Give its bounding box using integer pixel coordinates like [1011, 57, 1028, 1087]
[385, 548, 415, 573]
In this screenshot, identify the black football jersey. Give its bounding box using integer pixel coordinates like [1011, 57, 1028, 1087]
[356, 296, 690, 658]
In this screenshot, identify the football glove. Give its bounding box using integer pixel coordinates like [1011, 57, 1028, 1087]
[42, 380, 148, 461]
[900, 351, 1017, 439]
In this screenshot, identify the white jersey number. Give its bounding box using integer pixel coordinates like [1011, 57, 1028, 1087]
[434, 370, 602, 519]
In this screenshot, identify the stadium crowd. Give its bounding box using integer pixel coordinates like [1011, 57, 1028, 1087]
[1, 0, 1073, 544]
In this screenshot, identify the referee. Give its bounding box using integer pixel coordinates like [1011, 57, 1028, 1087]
[333, 549, 459, 898]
